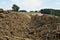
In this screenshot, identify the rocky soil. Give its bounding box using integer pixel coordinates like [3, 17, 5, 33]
[0, 12, 60, 40]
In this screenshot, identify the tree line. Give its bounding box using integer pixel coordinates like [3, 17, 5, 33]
[12, 4, 39, 12]
[40, 9, 60, 16]
[12, 4, 60, 16]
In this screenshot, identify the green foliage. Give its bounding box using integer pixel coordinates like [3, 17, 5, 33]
[30, 11, 34, 12]
[40, 9, 54, 14]
[40, 9, 60, 16]
[35, 11, 38, 12]
[12, 4, 20, 12]
[19, 10, 27, 12]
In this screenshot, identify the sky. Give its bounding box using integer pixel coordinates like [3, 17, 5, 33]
[0, 0, 60, 11]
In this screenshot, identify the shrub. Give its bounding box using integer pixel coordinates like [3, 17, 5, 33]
[19, 10, 27, 12]
[35, 11, 38, 12]
[30, 11, 34, 12]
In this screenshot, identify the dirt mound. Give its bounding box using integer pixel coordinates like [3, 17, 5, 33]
[0, 8, 4, 13]
[0, 12, 60, 40]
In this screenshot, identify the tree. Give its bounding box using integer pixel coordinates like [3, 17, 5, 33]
[12, 4, 20, 12]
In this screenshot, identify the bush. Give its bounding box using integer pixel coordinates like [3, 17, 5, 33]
[19, 10, 27, 12]
[39, 9, 60, 16]
[40, 9, 54, 14]
[35, 11, 38, 12]
[30, 11, 34, 12]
